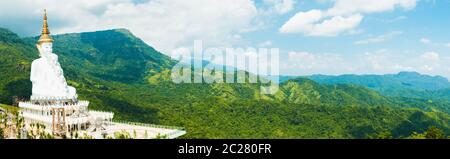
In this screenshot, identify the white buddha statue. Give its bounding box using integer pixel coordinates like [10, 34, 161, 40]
[30, 10, 77, 101]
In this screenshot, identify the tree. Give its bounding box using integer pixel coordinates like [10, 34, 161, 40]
[155, 133, 168, 139]
[407, 126, 447, 139]
[0, 128, 4, 139]
[14, 114, 24, 139]
[408, 132, 426, 139]
[424, 126, 446, 139]
[367, 131, 392, 139]
[27, 122, 52, 139]
[0, 113, 5, 139]
[79, 132, 93, 139]
[114, 130, 131, 139]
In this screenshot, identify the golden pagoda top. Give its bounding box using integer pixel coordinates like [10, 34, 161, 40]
[38, 9, 53, 44]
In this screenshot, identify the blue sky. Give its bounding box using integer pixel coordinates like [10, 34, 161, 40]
[259, 0, 449, 54]
[249, 0, 450, 77]
[0, 0, 449, 78]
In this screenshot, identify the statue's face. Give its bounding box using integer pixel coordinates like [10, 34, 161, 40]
[41, 43, 53, 54]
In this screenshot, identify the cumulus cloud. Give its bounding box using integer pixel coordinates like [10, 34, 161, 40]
[280, 0, 417, 36]
[280, 10, 324, 34]
[353, 31, 402, 45]
[281, 11, 363, 36]
[0, 0, 261, 53]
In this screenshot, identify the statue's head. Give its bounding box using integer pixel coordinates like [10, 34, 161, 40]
[37, 9, 53, 57]
[37, 42, 52, 57]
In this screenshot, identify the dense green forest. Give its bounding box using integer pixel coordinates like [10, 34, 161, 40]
[1, 27, 449, 138]
[278, 72, 450, 101]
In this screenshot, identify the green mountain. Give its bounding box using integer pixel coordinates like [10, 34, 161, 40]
[287, 72, 450, 107]
[0, 28, 37, 104]
[304, 72, 450, 96]
[308, 72, 450, 91]
[278, 72, 450, 91]
[271, 78, 390, 107]
[0, 27, 449, 138]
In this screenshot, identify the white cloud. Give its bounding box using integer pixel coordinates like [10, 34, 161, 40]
[419, 38, 450, 48]
[326, 0, 417, 16]
[279, 10, 324, 33]
[384, 15, 407, 23]
[280, 9, 363, 36]
[0, 0, 259, 53]
[308, 14, 364, 37]
[263, 0, 295, 14]
[280, 0, 418, 36]
[354, 31, 402, 45]
[420, 38, 431, 44]
[417, 51, 441, 72]
[421, 51, 440, 61]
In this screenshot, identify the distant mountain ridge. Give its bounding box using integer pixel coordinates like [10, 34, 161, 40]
[276, 72, 450, 98]
[309, 71, 450, 90]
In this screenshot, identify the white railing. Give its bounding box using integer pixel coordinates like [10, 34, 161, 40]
[21, 112, 52, 123]
[21, 112, 91, 125]
[113, 120, 185, 131]
[31, 95, 78, 101]
[65, 116, 90, 125]
[89, 110, 114, 120]
[102, 123, 186, 139]
[18, 101, 89, 110]
[166, 130, 187, 139]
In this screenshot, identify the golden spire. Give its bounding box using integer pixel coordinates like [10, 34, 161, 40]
[38, 9, 53, 44]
